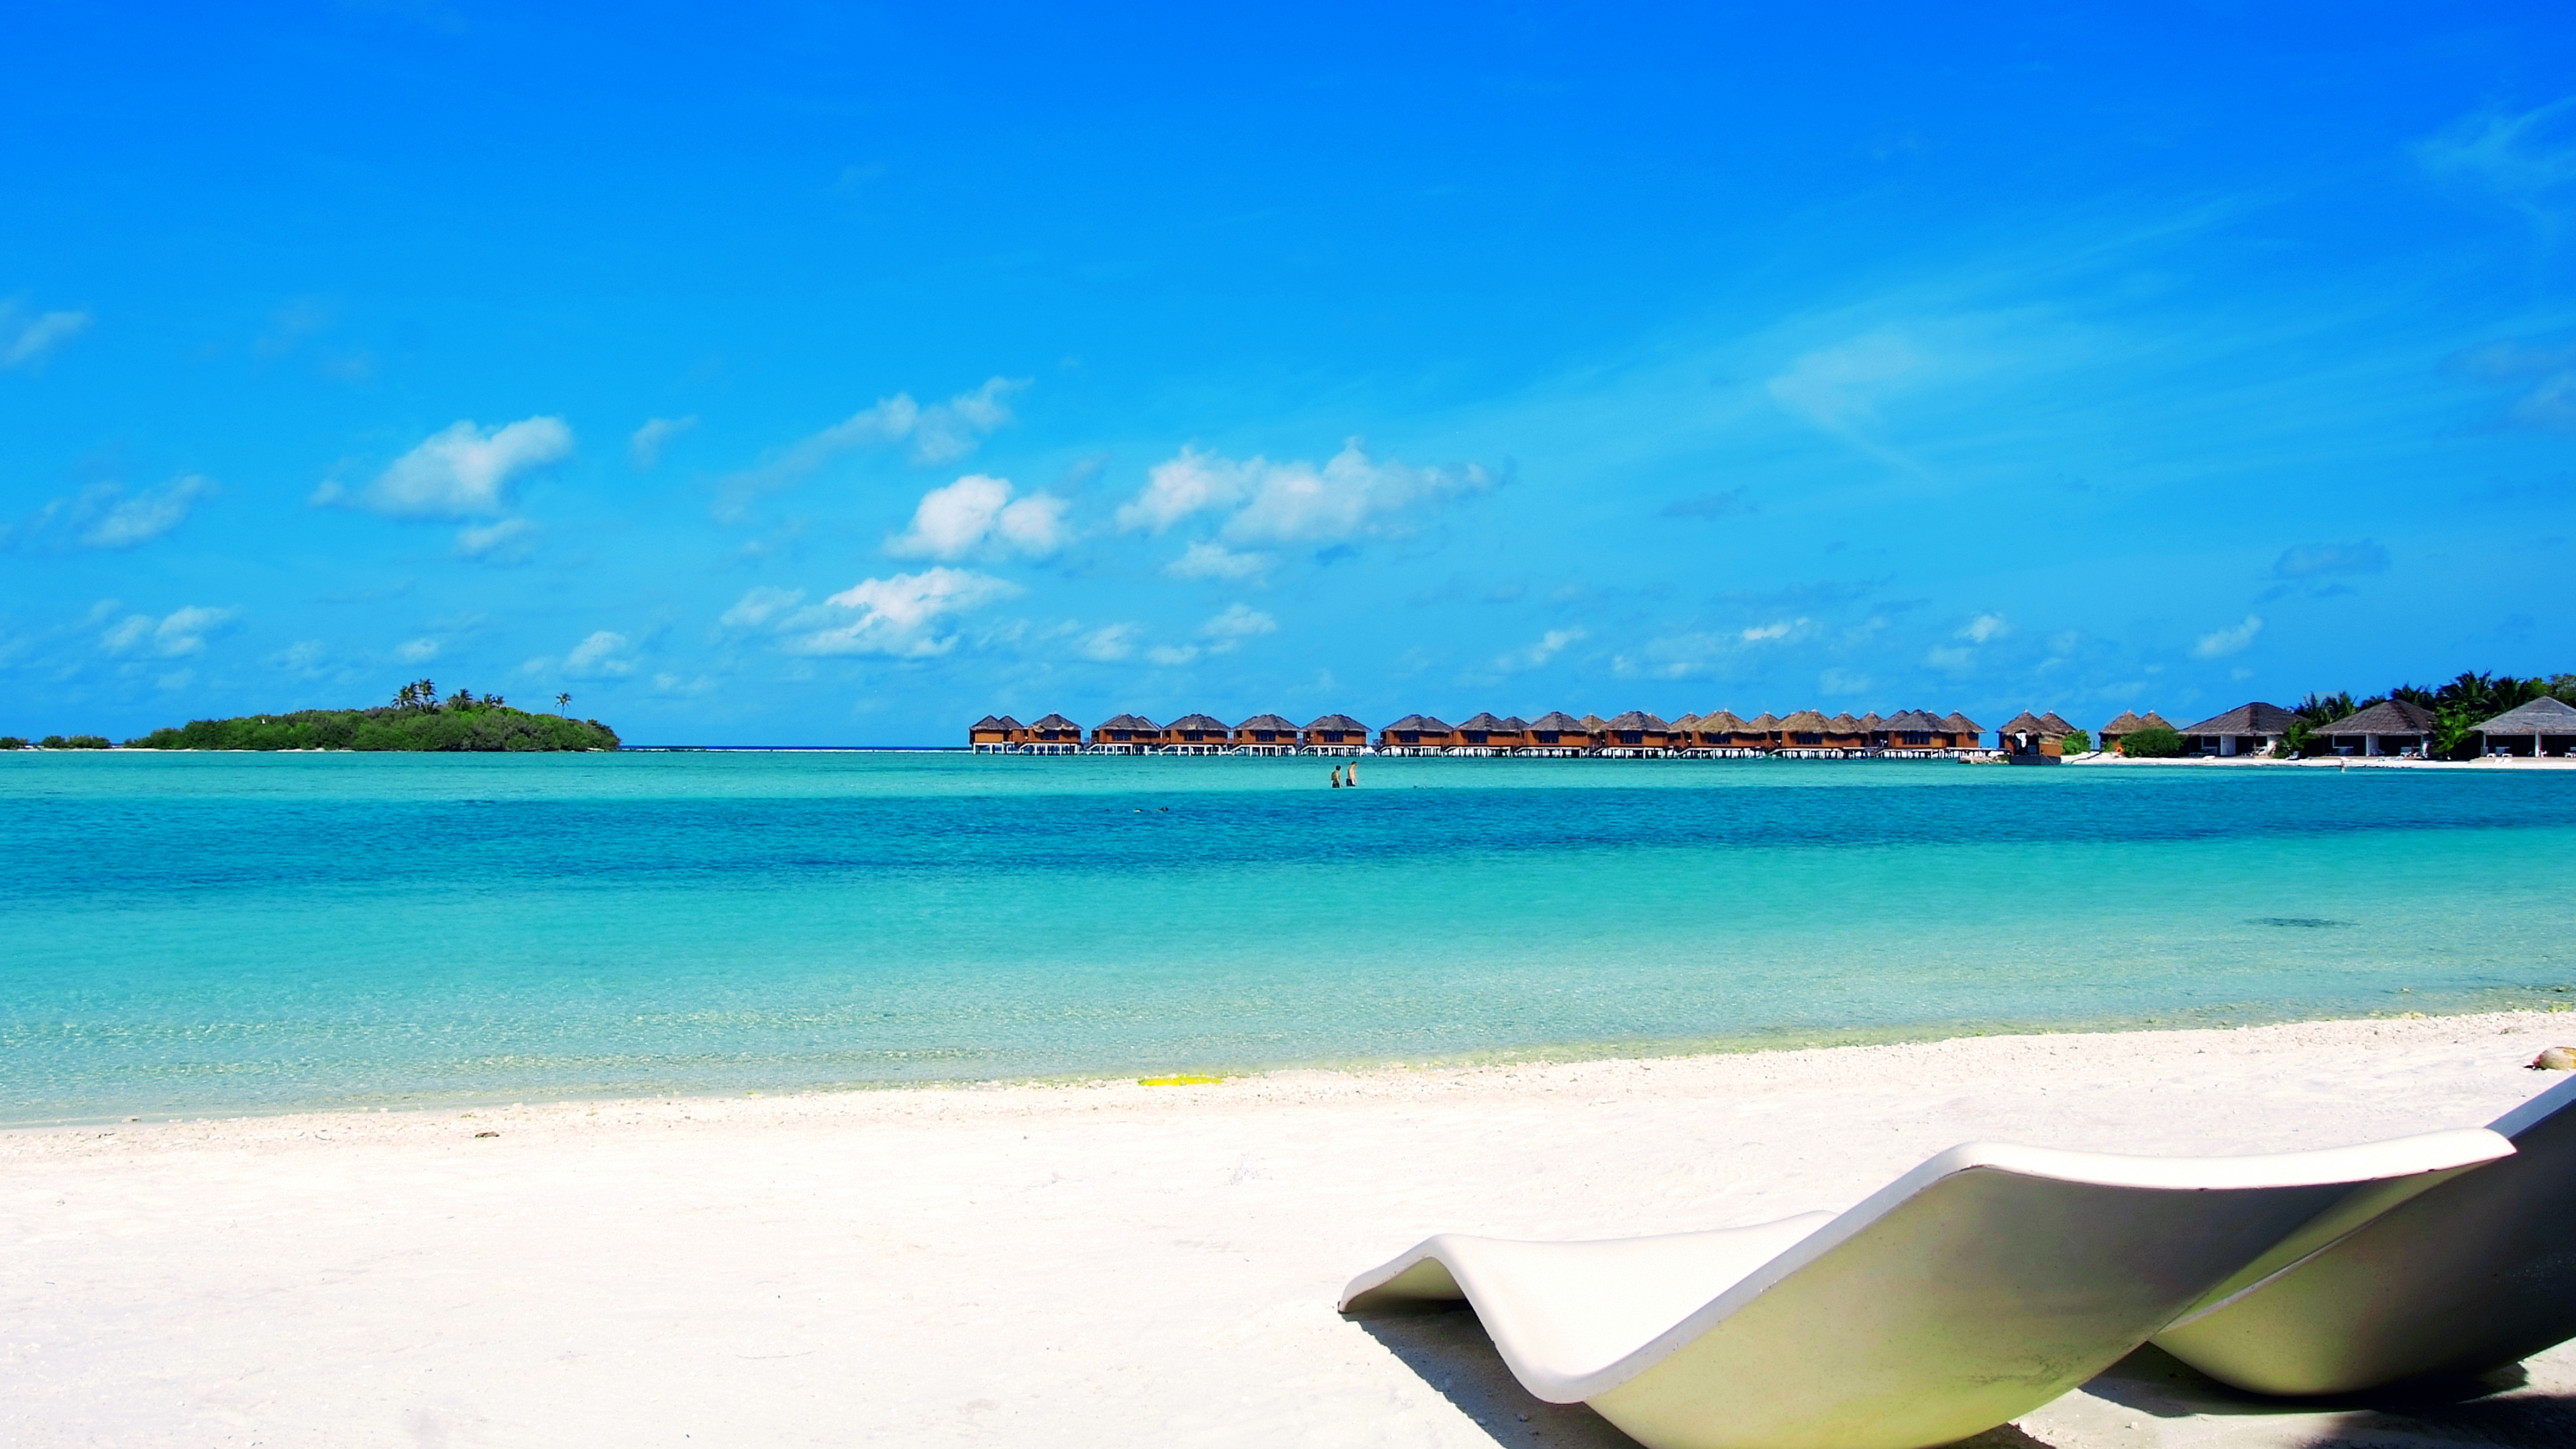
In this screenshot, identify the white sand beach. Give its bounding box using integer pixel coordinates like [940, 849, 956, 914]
[10, 1012, 2576, 1448]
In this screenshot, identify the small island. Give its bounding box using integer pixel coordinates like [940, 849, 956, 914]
[119, 680, 621, 752]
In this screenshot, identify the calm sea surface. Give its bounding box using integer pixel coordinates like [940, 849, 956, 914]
[3, 751, 2571, 1124]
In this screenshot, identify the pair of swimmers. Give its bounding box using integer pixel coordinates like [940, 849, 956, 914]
[1330, 762, 1362, 788]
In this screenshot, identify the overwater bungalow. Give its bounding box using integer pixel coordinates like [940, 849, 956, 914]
[1234, 713, 1301, 753]
[1682, 710, 1741, 752]
[2098, 710, 2174, 755]
[1941, 712, 1986, 751]
[1089, 712, 1161, 752]
[969, 714, 1024, 750]
[1523, 711, 1591, 754]
[1998, 711, 2068, 760]
[2040, 712, 2080, 744]
[1858, 712, 1887, 750]
[1380, 713, 1459, 753]
[1777, 708, 1833, 755]
[1744, 712, 1785, 751]
[1823, 712, 1868, 752]
[1165, 713, 1232, 752]
[1026, 712, 1084, 749]
[1302, 714, 1370, 752]
[1880, 709, 1942, 754]
[1454, 712, 1527, 753]
[2473, 696, 2576, 757]
[2176, 702, 2298, 757]
[1602, 710, 1679, 753]
[2310, 700, 2434, 757]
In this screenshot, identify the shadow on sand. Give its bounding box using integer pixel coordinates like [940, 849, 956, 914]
[2071, 1343, 2576, 1446]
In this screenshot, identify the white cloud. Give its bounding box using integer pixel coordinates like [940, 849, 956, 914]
[103, 604, 237, 659]
[1495, 627, 1587, 672]
[1819, 668, 1873, 695]
[345, 417, 574, 518]
[1074, 623, 1137, 662]
[1768, 331, 1927, 431]
[714, 378, 1026, 519]
[1146, 645, 1200, 665]
[1740, 618, 1807, 643]
[564, 630, 637, 677]
[885, 474, 1071, 560]
[1957, 612, 2008, 643]
[1200, 603, 1277, 640]
[1164, 540, 1271, 580]
[781, 568, 1020, 657]
[629, 415, 698, 469]
[454, 517, 538, 561]
[1925, 645, 1975, 673]
[20, 475, 214, 550]
[1, 304, 92, 369]
[2192, 614, 2263, 659]
[272, 640, 328, 675]
[396, 637, 441, 662]
[721, 586, 804, 627]
[2416, 99, 2576, 218]
[1117, 439, 1493, 545]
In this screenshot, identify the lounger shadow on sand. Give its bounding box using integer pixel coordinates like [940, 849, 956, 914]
[2154, 1074, 2576, 1396]
[1340, 1130, 2510, 1449]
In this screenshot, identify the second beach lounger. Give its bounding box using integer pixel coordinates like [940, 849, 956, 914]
[2155, 1074, 2576, 1395]
[1340, 1129, 2510, 1449]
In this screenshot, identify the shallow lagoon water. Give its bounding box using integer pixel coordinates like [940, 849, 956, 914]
[3, 751, 2571, 1122]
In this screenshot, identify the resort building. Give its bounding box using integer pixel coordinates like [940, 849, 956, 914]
[1602, 710, 1679, 753]
[1234, 713, 1301, 753]
[1824, 712, 1868, 753]
[2473, 696, 2576, 757]
[1026, 713, 1084, 748]
[1880, 709, 1943, 754]
[1524, 711, 1591, 753]
[2098, 710, 2174, 755]
[1743, 712, 1785, 751]
[1303, 714, 1371, 751]
[1380, 714, 1460, 753]
[1941, 713, 1987, 751]
[1777, 708, 1833, 755]
[1454, 712, 1527, 753]
[1164, 713, 1233, 752]
[2310, 700, 2436, 757]
[1857, 712, 1886, 749]
[1998, 711, 2070, 760]
[1089, 713, 1161, 751]
[2176, 702, 2299, 757]
[969, 714, 1024, 750]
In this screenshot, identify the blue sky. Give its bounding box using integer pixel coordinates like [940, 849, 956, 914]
[5, 5, 2575, 744]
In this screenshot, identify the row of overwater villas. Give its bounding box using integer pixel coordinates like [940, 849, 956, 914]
[968, 708, 2003, 757]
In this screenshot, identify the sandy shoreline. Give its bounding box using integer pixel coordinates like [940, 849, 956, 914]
[11, 1012, 2576, 1446]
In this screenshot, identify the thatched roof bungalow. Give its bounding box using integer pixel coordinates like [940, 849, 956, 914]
[1857, 712, 1886, 749]
[1380, 713, 1459, 751]
[2312, 700, 2435, 757]
[969, 713, 1024, 747]
[2177, 702, 2298, 757]
[1026, 712, 1083, 745]
[1302, 714, 1368, 748]
[1166, 713, 1231, 747]
[1998, 711, 2067, 758]
[1823, 712, 1867, 751]
[2098, 710, 2174, 754]
[1689, 710, 1749, 749]
[1090, 713, 1161, 750]
[1234, 712, 1301, 749]
[1603, 710, 1680, 749]
[1880, 709, 1941, 751]
[1777, 708, 1831, 750]
[1525, 711, 1591, 750]
[1941, 712, 1986, 750]
[1744, 712, 1785, 750]
[1455, 712, 1529, 751]
[2473, 696, 2576, 757]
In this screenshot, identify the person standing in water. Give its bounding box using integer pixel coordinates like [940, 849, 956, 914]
[1330, 765, 1342, 788]
[1347, 760, 1360, 786]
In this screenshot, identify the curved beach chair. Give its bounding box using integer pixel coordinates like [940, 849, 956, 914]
[1340, 1130, 2510, 1449]
[2154, 1075, 2576, 1395]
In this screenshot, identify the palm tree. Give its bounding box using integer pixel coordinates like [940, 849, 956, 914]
[555, 692, 572, 714]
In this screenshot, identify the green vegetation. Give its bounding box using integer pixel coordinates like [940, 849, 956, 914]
[39, 735, 111, 749]
[121, 680, 619, 753]
[0, 737, 21, 751]
[2059, 729, 2092, 754]
[2121, 724, 2184, 758]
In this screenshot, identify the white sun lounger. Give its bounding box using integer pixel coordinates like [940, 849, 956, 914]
[2155, 1075, 2576, 1395]
[1340, 1130, 2510, 1449]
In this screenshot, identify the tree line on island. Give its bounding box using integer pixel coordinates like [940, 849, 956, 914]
[1, 680, 619, 752]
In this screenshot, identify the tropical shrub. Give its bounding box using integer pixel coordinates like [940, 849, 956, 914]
[0, 737, 24, 750]
[123, 694, 618, 752]
[2060, 729, 2092, 753]
[2121, 724, 2184, 758]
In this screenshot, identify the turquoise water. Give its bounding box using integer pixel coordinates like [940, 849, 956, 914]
[3, 751, 2572, 1124]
